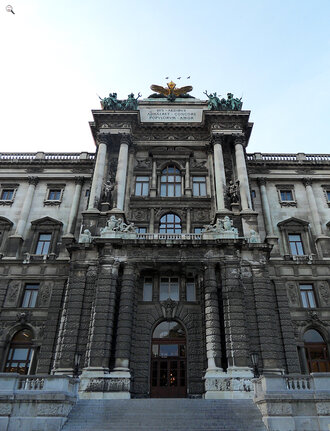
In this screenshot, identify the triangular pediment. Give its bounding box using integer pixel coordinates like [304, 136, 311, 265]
[277, 217, 309, 228]
[30, 216, 63, 226]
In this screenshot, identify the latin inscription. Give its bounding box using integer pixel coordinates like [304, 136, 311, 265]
[139, 107, 203, 123]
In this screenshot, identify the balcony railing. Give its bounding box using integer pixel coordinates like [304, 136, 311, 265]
[136, 233, 202, 240]
[0, 152, 95, 160]
[247, 153, 330, 162]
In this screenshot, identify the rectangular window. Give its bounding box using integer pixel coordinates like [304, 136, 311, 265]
[143, 277, 153, 301]
[194, 227, 202, 234]
[186, 278, 196, 301]
[21, 284, 39, 308]
[35, 233, 52, 255]
[288, 234, 304, 255]
[48, 189, 61, 200]
[327, 191, 330, 202]
[160, 277, 179, 301]
[192, 177, 206, 196]
[300, 284, 316, 308]
[1, 189, 14, 200]
[135, 176, 149, 196]
[280, 190, 294, 201]
[136, 227, 147, 233]
[251, 190, 256, 199]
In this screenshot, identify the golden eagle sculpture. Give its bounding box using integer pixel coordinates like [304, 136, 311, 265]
[150, 81, 193, 102]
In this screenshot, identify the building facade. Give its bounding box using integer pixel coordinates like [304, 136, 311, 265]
[0, 88, 329, 429]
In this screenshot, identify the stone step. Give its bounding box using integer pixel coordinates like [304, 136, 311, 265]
[62, 399, 267, 431]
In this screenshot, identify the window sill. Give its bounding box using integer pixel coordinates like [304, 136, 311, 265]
[280, 201, 297, 207]
[43, 200, 61, 206]
[0, 200, 14, 206]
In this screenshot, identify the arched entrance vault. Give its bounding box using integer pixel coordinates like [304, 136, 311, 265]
[150, 321, 186, 398]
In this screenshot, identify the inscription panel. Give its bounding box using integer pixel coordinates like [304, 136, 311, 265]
[139, 107, 204, 123]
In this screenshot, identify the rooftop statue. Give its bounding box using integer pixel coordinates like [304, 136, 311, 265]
[149, 81, 193, 102]
[204, 91, 243, 111]
[100, 92, 141, 110]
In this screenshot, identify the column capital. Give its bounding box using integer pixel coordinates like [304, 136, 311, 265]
[211, 134, 225, 146]
[234, 136, 246, 147]
[96, 134, 108, 146]
[119, 134, 131, 147]
[28, 176, 39, 186]
[74, 176, 85, 185]
[302, 177, 313, 188]
[257, 177, 267, 186]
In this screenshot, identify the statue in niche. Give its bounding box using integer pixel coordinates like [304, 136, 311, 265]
[101, 180, 114, 203]
[227, 180, 240, 204]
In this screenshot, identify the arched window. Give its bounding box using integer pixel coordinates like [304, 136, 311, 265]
[160, 165, 181, 197]
[5, 329, 35, 374]
[304, 329, 330, 373]
[159, 214, 181, 233]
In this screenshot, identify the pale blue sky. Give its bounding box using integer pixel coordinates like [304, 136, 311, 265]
[1, 0, 329, 154]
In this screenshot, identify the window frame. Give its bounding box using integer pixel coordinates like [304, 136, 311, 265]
[4, 329, 35, 375]
[0, 184, 18, 206]
[288, 233, 305, 256]
[160, 165, 182, 197]
[299, 284, 317, 308]
[142, 276, 153, 301]
[322, 185, 330, 207]
[277, 217, 313, 259]
[159, 213, 182, 234]
[186, 277, 196, 302]
[29, 216, 63, 258]
[159, 276, 180, 301]
[135, 176, 150, 197]
[44, 184, 65, 206]
[21, 284, 39, 308]
[276, 184, 297, 207]
[35, 233, 52, 255]
[192, 176, 207, 197]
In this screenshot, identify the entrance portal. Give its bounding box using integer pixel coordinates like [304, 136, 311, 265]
[150, 321, 186, 398]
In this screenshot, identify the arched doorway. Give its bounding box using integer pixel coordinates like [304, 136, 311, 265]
[304, 329, 330, 373]
[150, 321, 186, 398]
[4, 329, 35, 374]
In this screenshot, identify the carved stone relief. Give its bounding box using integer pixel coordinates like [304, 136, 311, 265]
[318, 282, 329, 305]
[38, 282, 52, 307]
[131, 209, 149, 221]
[4, 280, 21, 307]
[135, 158, 151, 169]
[193, 209, 210, 222]
[287, 282, 299, 306]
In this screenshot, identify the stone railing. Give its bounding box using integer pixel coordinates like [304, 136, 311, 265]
[247, 152, 330, 162]
[0, 373, 78, 431]
[136, 233, 203, 240]
[0, 152, 95, 160]
[254, 374, 330, 431]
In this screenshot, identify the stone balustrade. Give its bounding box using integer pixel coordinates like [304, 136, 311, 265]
[254, 374, 330, 431]
[0, 373, 78, 431]
[247, 153, 330, 162]
[0, 152, 95, 160]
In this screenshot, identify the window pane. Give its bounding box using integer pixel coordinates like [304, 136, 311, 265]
[327, 191, 330, 201]
[193, 183, 199, 195]
[1, 189, 14, 200]
[48, 189, 61, 200]
[304, 329, 324, 343]
[170, 279, 179, 300]
[143, 278, 153, 301]
[175, 184, 181, 196]
[159, 282, 168, 301]
[159, 344, 178, 357]
[200, 183, 206, 196]
[296, 242, 304, 255]
[167, 184, 174, 196]
[307, 291, 316, 308]
[12, 348, 30, 360]
[142, 183, 149, 196]
[301, 292, 308, 308]
[186, 279, 196, 301]
[160, 184, 166, 196]
[194, 227, 202, 234]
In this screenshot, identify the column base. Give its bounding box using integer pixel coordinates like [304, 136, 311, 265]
[78, 368, 131, 399]
[204, 367, 254, 399]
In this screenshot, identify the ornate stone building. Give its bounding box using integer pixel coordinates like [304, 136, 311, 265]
[0, 88, 329, 430]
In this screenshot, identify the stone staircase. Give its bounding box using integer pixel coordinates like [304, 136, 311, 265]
[62, 399, 267, 431]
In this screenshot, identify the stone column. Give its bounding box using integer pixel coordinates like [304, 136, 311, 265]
[212, 136, 226, 211]
[185, 160, 192, 197]
[85, 261, 119, 372]
[302, 178, 323, 236]
[149, 208, 155, 233]
[150, 159, 157, 197]
[15, 176, 39, 237]
[234, 137, 252, 211]
[257, 178, 274, 236]
[88, 140, 107, 210]
[114, 262, 136, 371]
[273, 281, 301, 374]
[252, 264, 283, 372]
[65, 177, 84, 236]
[53, 263, 88, 374]
[114, 136, 129, 211]
[186, 208, 191, 233]
[204, 264, 222, 371]
[222, 259, 250, 370]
